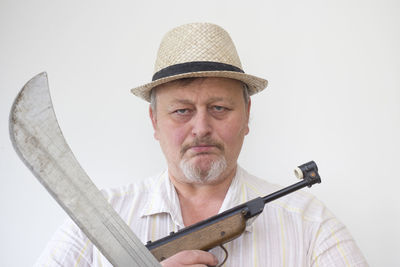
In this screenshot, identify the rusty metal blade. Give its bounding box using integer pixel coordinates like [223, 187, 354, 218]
[9, 72, 160, 267]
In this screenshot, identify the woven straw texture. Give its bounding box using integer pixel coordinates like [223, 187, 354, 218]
[131, 23, 268, 102]
[154, 23, 242, 72]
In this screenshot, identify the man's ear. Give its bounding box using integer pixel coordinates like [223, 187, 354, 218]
[247, 97, 251, 117]
[245, 97, 251, 135]
[149, 105, 159, 140]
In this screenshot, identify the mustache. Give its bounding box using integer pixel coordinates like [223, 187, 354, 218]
[180, 138, 224, 156]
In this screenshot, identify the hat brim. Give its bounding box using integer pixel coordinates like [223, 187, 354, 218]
[131, 71, 268, 102]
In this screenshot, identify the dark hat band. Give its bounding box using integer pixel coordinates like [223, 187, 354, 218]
[152, 61, 244, 81]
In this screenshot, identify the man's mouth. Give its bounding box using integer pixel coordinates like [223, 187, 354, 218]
[188, 145, 216, 153]
[181, 141, 224, 156]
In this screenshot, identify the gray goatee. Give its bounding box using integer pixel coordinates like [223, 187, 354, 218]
[179, 156, 227, 184]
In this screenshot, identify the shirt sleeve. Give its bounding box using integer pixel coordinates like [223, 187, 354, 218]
[33, 219, 94, 267]
[310, 209, 368, 267]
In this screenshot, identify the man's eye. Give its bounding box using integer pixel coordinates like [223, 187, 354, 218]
[174, 109, 190, 115]
[211, 106, 227, 112]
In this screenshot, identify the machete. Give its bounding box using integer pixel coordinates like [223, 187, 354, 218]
[9, 72, 160, 267]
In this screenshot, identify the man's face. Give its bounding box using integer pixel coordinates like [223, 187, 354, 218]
[150, 77, 250, 184]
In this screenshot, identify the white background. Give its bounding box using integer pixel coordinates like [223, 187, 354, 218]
[1, 0, 399, 266]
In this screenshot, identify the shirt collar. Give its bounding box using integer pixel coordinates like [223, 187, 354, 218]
[140, 170, 185, 227]
[219, 166, 254, 232]
[140, 166, 253, 232]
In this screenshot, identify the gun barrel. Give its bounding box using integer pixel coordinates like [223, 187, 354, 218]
[262, 161, 321, 204]
[262, 178, 314, 204]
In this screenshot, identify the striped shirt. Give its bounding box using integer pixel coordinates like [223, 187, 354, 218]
[35, 166, 368, 266]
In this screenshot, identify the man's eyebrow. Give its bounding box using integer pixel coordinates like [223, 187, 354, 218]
[207, 97, 235, 105]
[165, 99, 194, 110]
[168, 97, 236, 106]
[169, 99, 194, 105]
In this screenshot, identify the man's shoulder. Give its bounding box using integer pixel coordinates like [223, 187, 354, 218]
[238, 167, 281, 196]
[100, 171, 167, 204]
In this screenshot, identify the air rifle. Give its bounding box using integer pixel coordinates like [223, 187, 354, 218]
[146, 161, 321, 264]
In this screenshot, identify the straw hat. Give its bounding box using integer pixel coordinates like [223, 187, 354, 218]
[131, 22, 268, 102]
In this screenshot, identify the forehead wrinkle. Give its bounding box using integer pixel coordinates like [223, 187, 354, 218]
[157, 79, 244, 109]
[167, 95, 236, 108]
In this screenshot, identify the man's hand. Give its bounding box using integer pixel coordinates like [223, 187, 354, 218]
[160, 250, 218, 267]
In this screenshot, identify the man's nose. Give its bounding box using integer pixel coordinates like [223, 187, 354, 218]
[191, 110, 212, 138]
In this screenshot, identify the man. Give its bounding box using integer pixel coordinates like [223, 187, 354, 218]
[35, 23, 367, 266]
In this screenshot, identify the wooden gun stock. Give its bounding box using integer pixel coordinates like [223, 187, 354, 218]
[148, 209, 247, 261]
[146, 161, 321, 262]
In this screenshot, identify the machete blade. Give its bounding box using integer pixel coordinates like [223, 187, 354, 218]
[9, 72, 159, 267]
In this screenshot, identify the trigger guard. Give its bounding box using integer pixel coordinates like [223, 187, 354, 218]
[215, 245, 228, 267]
